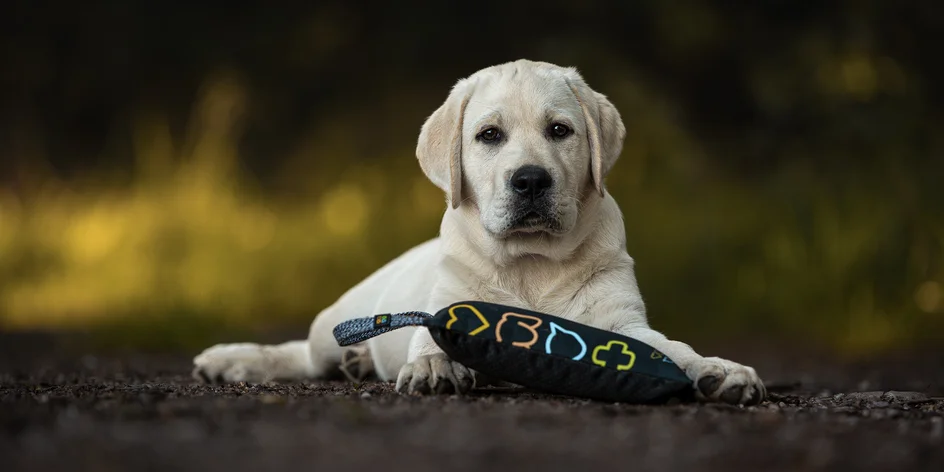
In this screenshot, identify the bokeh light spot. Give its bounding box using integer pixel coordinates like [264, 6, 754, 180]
[320, 183, 368, 237]
[914, 281, 942, 314]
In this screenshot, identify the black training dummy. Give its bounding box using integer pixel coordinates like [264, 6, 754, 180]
[333, 301, 694, 404]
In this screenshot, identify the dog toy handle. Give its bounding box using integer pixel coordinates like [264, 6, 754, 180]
[333, 311, 432, 346]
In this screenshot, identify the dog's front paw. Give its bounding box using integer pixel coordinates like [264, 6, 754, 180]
[395, 353, 474, 395]
[688, 357, 766, 405]
[192, 343, 269, 384]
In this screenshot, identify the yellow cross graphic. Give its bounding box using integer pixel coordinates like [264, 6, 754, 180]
[591, 340, 636, 371]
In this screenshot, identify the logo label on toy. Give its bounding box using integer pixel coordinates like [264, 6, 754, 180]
[651, 349, 675, 363]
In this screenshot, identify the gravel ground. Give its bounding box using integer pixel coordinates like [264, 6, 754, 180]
[1, 332, 943, 472]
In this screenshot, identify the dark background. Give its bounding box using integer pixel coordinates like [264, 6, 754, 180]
[1, 0, 942, 355]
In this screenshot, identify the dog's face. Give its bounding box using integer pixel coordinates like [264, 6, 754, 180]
[460, 69, 589, 237]
[417, 60, 626, 242]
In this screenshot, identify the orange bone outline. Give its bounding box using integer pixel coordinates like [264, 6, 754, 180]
[494, 312, 543, 349]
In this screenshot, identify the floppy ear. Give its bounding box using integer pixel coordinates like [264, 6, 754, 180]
[416, 79, 475, 209]
[566, 79, 626, 196]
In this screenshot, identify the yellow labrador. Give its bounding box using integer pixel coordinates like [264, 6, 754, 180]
[193, 59, 766, 405]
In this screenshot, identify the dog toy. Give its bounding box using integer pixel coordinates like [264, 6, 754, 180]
[333, 301, 693, 403]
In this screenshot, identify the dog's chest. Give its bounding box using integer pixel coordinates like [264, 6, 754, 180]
[473, 268, 596, 324]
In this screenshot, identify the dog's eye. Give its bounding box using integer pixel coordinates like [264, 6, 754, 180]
[549, 123, 572, 139]
[477, 127, 502, 143]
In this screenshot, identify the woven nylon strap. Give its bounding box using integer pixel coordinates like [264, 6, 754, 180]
[332, 311, 432, 346]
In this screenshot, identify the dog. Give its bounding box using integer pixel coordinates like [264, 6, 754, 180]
[192, 59, 766, 405]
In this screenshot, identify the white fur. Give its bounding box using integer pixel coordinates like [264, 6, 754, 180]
[193, 59, 766, 405]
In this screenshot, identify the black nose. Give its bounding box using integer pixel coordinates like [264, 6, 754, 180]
[510, 165, 553, 199]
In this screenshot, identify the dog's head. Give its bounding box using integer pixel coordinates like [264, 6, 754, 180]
[417, 59, 625, 242]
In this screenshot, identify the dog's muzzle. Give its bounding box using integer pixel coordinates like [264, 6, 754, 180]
[508, 201, 560, 234]
[501, 165, 562, 234]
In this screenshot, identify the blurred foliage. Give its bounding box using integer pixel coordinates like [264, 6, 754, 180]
[1, 1, 943, 354]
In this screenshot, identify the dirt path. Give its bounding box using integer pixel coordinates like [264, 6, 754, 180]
[1, 332, 943, 472]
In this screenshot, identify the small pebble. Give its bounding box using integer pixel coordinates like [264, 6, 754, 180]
[882, 391, 929, 403]
[845, 391, 884, 402]
[360, 392, 372, 399]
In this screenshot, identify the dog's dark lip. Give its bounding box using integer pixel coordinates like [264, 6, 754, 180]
[509, 226, 546, 234]
[521, 212, 543, 223]
[511, 212, 546, 229]
[503, 211, 564, 237]
[498, 221, 566, 239]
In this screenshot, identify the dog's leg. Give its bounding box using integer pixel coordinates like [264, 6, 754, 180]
[192, 340, 315, 384]
[192, 305, 365, 384]
[616, 325, 766, 405]
[394, 327, 476, 394]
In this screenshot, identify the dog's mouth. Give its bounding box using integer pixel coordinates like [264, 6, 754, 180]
[514, 212, 546, 230]
[507, 210, 561, 235]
